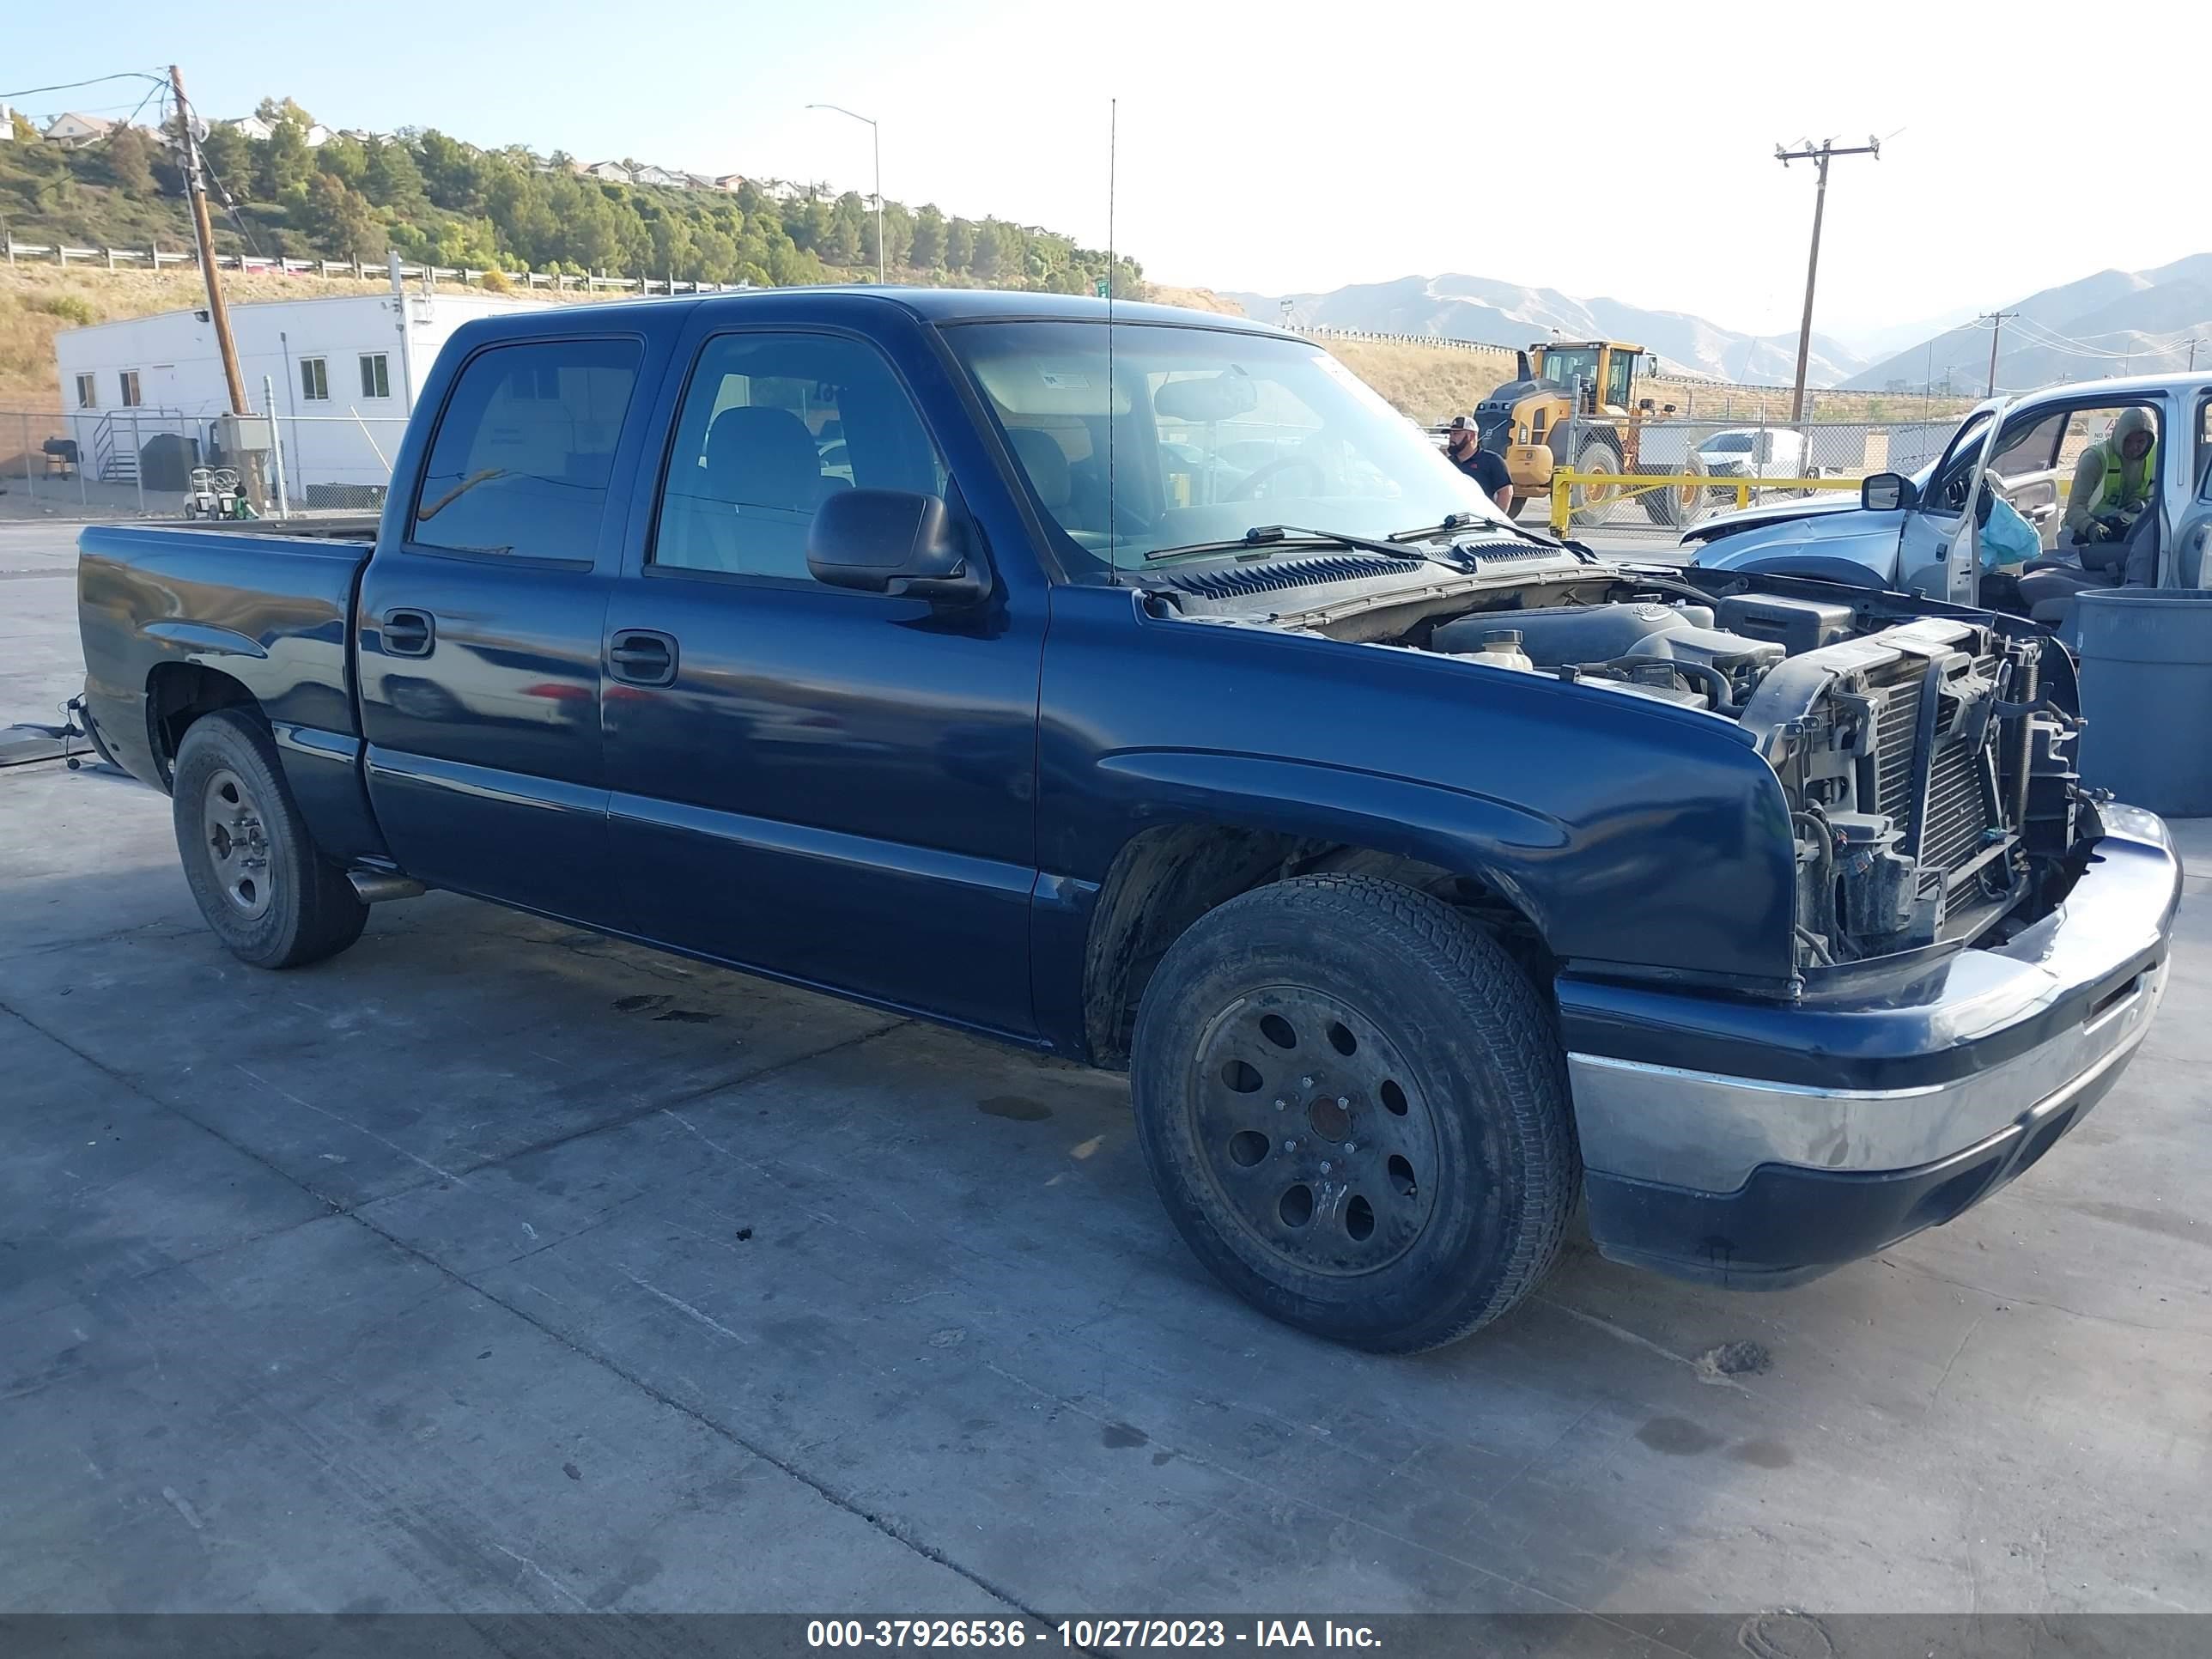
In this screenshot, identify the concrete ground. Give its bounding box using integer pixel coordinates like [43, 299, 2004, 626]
[2, 520, 2209, 1619]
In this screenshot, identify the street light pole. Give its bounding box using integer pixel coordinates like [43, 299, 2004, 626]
[806, 103, 884, 283]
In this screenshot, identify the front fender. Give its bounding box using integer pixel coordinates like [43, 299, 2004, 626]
[1032, 586, 1803, 1054]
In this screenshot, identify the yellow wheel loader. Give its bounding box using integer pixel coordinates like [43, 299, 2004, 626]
[1473, 340, 1705, 528]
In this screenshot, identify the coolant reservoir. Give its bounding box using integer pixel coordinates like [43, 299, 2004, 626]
[1470, 629, 1534, 673]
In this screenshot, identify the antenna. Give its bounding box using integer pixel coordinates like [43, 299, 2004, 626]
[1105, 95, 1118, 584]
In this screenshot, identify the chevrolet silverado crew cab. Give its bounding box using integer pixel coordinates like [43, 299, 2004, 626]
[76, 291, 2180, 1352]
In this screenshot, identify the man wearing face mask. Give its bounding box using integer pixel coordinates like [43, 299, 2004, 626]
[2060, 406, 2157, 574]
[1443, 415, 1514, 514]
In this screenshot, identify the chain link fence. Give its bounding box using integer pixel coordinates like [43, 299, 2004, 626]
[1544, 412, 1962, 546]
[1, 407, 411, 522]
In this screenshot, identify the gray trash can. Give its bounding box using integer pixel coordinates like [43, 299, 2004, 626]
[2074, 586, 2212, 817]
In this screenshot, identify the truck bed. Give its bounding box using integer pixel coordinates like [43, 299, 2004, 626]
[77, 520, 376, 801]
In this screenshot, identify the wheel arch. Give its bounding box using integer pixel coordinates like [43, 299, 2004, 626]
[145, 661, 264, 787]
[1079, 814, 1551, 1071]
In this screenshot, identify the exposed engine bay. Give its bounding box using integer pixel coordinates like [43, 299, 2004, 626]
[1146, 544, 2089, 971]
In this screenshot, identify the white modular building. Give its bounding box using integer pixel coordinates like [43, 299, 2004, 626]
[53, 289, 551, 506]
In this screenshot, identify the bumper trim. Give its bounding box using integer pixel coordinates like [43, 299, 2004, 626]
[1567, 956, 2164, 1193]
[1583, 1006, 2142, 1287]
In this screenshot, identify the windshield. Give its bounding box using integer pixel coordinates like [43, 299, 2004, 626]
[1536, 347, 1600, 390]
[946, 320, 1511, 577]
[1700, 433, 1754, 454]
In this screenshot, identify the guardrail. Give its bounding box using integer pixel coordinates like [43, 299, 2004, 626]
[1547, 471, 1866, 534]
[0, 240, 759, 295]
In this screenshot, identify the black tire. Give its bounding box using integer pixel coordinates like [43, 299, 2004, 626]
[172, 709, 368, 969]
[1639, 452, 1710, 530]
[1568, 437, 1622, 526]
[1130, 875, 1578, 1352]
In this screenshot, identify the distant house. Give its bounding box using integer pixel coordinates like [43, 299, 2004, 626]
[222, 115, 274, 142]
[580, 160, 633, 185]
[630, 164, 683, 188]
[712, 173, 745, 192]
[302, 124, 332, 149]
[0, 103, 17, 142]
[44, 112, 115, 149]
[763, 179, 803, 203]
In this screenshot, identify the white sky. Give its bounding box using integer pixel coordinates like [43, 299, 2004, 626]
[23, 0, 2209, 345]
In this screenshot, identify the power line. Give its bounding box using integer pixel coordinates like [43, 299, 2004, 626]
[0, 70, 166, 102]
[1775, 135, 1881, 422]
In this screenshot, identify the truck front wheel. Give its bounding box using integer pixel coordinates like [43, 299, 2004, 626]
[1130, 875, 1577, 1352]
[172, 710, 368, 969]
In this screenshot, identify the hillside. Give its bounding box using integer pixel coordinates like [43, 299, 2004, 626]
[0, 102, 1139, 311]
[1224, 273, 1871, 387]
[1844, 254, 2212, 392]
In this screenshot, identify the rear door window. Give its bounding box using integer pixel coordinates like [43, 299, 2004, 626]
[411, 338, 642, 562]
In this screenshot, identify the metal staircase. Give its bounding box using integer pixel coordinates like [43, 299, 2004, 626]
[90, 414, 138, 484]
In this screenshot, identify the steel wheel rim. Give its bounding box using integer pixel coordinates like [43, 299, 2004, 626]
[202, 766, 275, 920]
[1187, 985, 1443, 1278]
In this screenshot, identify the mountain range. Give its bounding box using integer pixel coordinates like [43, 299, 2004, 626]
[1839, 255, 2212, 392]
[1219, 273, 1872, 386]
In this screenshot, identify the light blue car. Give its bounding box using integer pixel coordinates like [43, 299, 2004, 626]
[1684, 376, 2212, 607]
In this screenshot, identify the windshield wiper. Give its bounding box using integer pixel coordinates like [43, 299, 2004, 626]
[1144, 524, 1433, 566]
[1389, 511, 1488, 541]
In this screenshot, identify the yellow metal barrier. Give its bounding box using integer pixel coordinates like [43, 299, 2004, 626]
[1547, 472, 1866, 533]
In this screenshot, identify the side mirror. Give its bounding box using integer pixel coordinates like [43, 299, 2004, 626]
[1863, 471, 1918, 513]
[807, 489, 988, 604]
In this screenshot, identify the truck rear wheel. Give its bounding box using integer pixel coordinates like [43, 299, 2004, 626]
[1129, 875, 1577, 1352]
[172, 710, 368, 969]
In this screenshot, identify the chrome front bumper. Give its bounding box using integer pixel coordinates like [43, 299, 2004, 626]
[1557, 806, 2182, 1285]
[1569, 955, 2165, 1194]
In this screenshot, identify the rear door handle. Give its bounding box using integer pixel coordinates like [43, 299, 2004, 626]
[607, 629, 678, 687]
[383, 608, 434, 657]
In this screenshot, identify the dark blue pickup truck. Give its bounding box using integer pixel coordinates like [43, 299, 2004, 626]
[76, 289, 2179, 1351]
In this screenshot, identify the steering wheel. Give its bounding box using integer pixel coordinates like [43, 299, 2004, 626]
[1227, 456, 1327, 503]
[211, 468, 241, 492]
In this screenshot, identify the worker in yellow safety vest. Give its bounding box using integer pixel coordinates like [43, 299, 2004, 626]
[2061, 406, 2157, 561]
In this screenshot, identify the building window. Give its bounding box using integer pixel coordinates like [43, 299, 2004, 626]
[118, 370, 141, 408]
[300, 357, 329, 401]
[359, 352, 391, 399]
[75, 373, 96, 410]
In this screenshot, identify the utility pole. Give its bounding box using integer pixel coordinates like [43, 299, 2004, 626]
[1776, 136, 1881, 422]
[171, 66, 247, 416]
[1979, 310, 2019, 397]
[173, 64, 264, 509]
[2189, 337, 2200, 372]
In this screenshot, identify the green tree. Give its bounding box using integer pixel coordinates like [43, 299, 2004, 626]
[104, 126, 155, 195]
[970, 219, 1016, 282]
[363, 138, 428, 215]
[416, 129, 482, 210]
[198, 123, 254, 198]
[431, 216, 501, 270]
[9, 109, 35, 144]
[302, 173, 386, 262]
[649, 211, 694, 279]
[908, 204, 945, 270]
[317, 132, 369, 189]
[256, 115, 313, 199]
[945, 216, 976, 271]
[255, 95, 314, 125]
[691, 224, 738, 283]
[824, 191, 866, 266]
